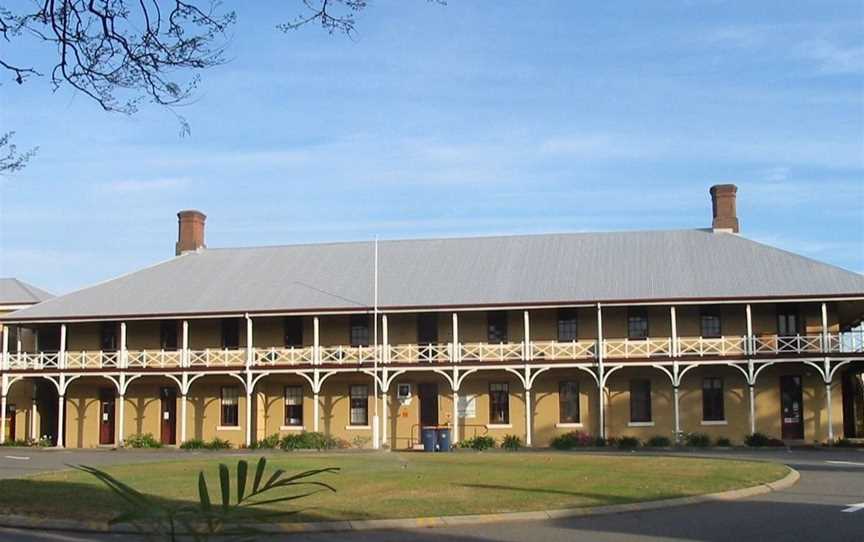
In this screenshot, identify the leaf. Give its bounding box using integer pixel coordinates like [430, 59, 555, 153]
[237, 459, 248, 503]
[219, 463, 230, 511]
[198, 471, 211, 513]
[251, 457, 266, 494]
[262, 468, 286, 490]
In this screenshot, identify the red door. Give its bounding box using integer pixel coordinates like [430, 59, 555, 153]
[160, 388, 177, 445]
[99, 389, 115, 445]
[4, 405, 15, 442]
[780, 375, 804, 440]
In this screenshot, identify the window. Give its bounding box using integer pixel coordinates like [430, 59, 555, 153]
[37, 326, 61, 352]
[487, 312, 508, 343]
[220, 387, 239, 426]
[221, 318, 240, 349]
[559, 381, 580, 423]
[350, 315, 370, 347]
[557, 309, 578, 342]
[701, 311, 722, 339]
[630, 379, 652, 422]
[100, 323, 117, 351]
[417, 313, 439, 344]
[703, 377, 725, 421]
[627, 310, 649, 340]
[284, 386, 303, 426]
[777, 308, 799, 336]
[284, 317, 303, 347]
[349, 385, 368, 426]
[160, 321, 178, 350]
[489, 383, 510, 424]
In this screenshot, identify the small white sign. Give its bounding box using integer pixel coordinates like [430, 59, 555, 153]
[457, 394, 476, 419]
[163, 412, 170, 420]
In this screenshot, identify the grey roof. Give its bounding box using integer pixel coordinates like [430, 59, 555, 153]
[5, 229, 864, 321]
[0, 278, 53, 306]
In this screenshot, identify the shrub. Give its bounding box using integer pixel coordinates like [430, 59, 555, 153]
[125, 433, 162, 449]
[351, 435, 371, 449]
[180, 438, 206, 450]
[280, 432, 346, 451]
[460, 436, 496, 451]
[744, 432, 770, 447]
[206, 437, 232, 450]
[715, 437, 732, 447]
[645, 435, 672, 447]
[501, 434, 522, 451]
[180, 438, 232, 450]
[617, 436, 640, 450]
[250, 434, 281, 449]
[0, 439, 31, 447]
[833, 438, 864, 448]
[767, 438, 786, 447]
[550, 431, 595, 450]
[684, 432, 711, 448]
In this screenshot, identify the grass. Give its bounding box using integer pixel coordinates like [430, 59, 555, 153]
[0, 453, 788, 523]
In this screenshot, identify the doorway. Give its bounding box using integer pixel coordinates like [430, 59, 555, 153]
[418, 383, 438, 427]
[4, 405, 15, 442]
[780, 375, 804, 440]
[35, 380, 59, 445]
[160, 387, 177, 445]
[99, 388, 115, 445]
[842, 369, 864, 439]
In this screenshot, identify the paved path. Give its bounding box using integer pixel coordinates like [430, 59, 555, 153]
[0, 449, 862, 541]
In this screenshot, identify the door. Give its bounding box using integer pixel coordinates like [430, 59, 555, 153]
[4, 405, 15, 442]
[780, 375, 804, 440]
[99, 389, 115, 445]
[418, 383, 438, 427]
[160, 388, 177, 445]
[842, 369, 864, 439]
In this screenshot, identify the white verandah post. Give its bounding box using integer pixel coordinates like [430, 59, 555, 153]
[523, 310, 532, 447]
[245, 315, 253, 448]
[452, 312, 460, 444]
[822, 302, 833, 442]
[671, 306, 680, 441]
[746, 304, 756, 434]
[313, 316, 320, 433]
[180, 321, 189, 444]
[596, 303, 605, 439]
[382, 314, 389, 447]
[118, 322, 127, 446]
[0, 376, 7, 445]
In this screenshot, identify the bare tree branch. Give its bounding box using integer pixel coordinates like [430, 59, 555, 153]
[0, 132, 38, 174]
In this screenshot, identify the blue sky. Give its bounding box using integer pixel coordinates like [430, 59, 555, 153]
[1, 0, 862, 295]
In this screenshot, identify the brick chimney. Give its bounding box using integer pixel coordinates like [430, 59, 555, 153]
[709, 184, 739, 233]
[175, 210, 206, 255]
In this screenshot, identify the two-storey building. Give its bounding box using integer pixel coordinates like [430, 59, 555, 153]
[1, 185, 863, 448]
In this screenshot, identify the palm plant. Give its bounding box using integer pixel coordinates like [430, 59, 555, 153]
[75, 457, 338, 541]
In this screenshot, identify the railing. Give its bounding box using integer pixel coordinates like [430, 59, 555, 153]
[530, 340, 596, 360]
[389, 343, 453, 363]
[604, 338, 672, 359]
[460, 342, 524, 362]
[65, 351, 120, 369]
[127, 349, 183, 369]
[187, 348, 246, 368]
[319, 345, 380, 364]
[677, 336, 747, 357]
[827, 331, 864, 353]
[752, 335, 824, 355]
[7, 352, 61, 370]
[254, 346, 314, 366]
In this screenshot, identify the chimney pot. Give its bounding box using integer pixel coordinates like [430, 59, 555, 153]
[709, 184, 739, 233]
[176, 210, 206, 255]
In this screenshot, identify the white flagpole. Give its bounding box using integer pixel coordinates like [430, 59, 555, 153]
[372, 236, 380, 449]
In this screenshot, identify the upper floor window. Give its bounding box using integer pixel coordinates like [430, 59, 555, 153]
[487, 311, 508, 343]
[777, 308, 799, 336]
[557, 309, 578, 342]
[37, 325, 61, 352]
[284, 317, 303, 347]
[349, 385, 369, 426]
[627, 310, 649, 340]
[350, 315, 370, 347]
[417, 313, 439, 344]
[630, 379, 652, 422]
[221, 318, 240, 349]
[160, 321, 178, 350]
[489, 383, 510, 424]
[100, 322, 117, 351]
[701, 311, 722, 338]
[220, 386, 239, 426]
[702, 377, 725, 421]
[284, 385, 303, 426]
[559, 381, 580, 423]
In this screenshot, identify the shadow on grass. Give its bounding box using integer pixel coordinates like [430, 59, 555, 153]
[456, 483, 683, 505]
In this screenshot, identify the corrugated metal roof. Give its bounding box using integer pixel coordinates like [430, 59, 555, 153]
[5, 229, 864, 321]
[0, 278, 54, 305]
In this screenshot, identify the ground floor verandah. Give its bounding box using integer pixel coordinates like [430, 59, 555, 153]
[1, 360, 862, 449]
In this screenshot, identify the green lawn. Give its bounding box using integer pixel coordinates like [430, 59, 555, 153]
[0, 452, 788, 522]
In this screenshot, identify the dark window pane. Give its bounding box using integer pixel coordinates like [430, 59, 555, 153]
[100, 323, 118, 351]
[160, 321, 178, 350]
[350, 315, 371, 347]
[284, 317, 303, 347]
[628, 311, 649, 340]
[559, 381, 580, 423]
[487, 312, 508, 343]
[37, 325, 61, 352]
[221, 386, 239, 426]
[221, 318, 240, 349]
[489, 382, 510, 424]
[777, 308, 799, 336]
[284, 386, 303, 426]
[701, 313, 722, 338]
[630, 379, 652, 422]
[349, 385, 368, 425]
[417, 313, 439, 344]
[557, 309, 578, 342]
[702, 377, 725, 421]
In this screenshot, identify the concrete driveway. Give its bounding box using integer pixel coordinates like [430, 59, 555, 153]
[0, 448, 861, 541]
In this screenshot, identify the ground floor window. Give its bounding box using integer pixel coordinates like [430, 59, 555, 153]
[221, 386, 239, 426]
[284, 386, 303, 426]
[349, 385, 368, 426]
[489, 383, 510, 424]
[559, 381, 580, 423]
[702, 377, 725, 421]
[630, 379, 652, 423]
